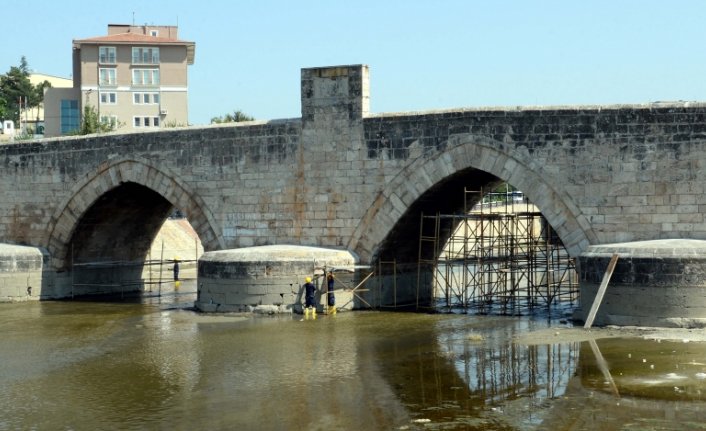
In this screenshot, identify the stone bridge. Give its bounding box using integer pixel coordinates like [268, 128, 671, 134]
[3, 64, 706, 317]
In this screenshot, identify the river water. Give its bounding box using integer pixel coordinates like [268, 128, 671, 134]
[1, 286, 706, 430]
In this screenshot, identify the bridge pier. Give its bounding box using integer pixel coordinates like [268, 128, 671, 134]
[195, 245, 361, 313]
[576, 239, 706, 328]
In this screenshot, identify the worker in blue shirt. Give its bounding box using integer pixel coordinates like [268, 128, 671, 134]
[304, 276, 316, 313]
[327, 272, 335, 308]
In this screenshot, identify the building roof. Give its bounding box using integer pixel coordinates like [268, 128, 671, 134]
[29, 73, 73, 88]
[73, 33, 195, 64]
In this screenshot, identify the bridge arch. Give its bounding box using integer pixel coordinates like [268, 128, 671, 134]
[45, 156, 223, 269]
[349, 134, 599, 263]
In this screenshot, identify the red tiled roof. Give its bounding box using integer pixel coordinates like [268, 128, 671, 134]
[74, 33, 192, 45]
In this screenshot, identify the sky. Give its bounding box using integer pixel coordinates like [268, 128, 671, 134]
[4, 0, 706, 126]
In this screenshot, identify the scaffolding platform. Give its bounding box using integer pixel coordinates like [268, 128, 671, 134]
[416, 187, 578, 315]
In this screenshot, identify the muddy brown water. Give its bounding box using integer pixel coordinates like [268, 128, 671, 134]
[1, 286, 705, 430]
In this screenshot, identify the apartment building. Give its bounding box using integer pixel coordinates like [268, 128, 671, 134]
[44, 24, 195, 136]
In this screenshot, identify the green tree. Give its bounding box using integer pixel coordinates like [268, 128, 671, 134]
[492, 182, 517, 193]
[162, 120, 189, 128]
[0, 97, 7, 123]
[0, 57, 50, 125]
[75, 105, 118, 135]
[210, 109, 254, 124]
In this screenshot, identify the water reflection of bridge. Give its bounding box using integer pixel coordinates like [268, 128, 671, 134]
[375, 317, 580, 428]
[379, 323, 706, 428]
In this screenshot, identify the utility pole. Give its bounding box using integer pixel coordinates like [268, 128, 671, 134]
[18, 97, 23, 135]
[24, 96, 29, 135]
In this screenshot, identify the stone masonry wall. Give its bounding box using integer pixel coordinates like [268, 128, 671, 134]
[0, 65, 705, 278]
[354, 104, 706, 260]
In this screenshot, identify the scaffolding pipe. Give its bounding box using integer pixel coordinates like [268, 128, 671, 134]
[416, 187, 578, 315]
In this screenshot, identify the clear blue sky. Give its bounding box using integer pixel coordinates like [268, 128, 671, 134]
[4, 0, 706, 125]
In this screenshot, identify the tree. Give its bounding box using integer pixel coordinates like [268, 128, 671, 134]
[74, 105, 119, 135]
[0, 57, 50, 125]
[210, 109, 254, 124]
[0, 97, 7, 123]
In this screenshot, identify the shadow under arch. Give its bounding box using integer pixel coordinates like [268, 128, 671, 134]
[349, 134, 598, 264]
[45, 156, 223, 270]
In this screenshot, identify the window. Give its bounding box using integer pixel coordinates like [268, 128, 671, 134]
[150, 30, 159, 37]
[60, 99, 79, 134]
[132, 47, 159, 64]
[100, 92, 117, 104]
[132, 69, 159, 86]
[133, 116, 160, 128]
[99, 68, 116, 86]
[132, 92, 160, 104]
[99, 46, 116, 64]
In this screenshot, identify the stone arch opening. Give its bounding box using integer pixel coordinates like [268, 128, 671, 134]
[45, 158, 222, 296]
[372, 167, 502, 264]
[349, 135, 597, 308]
[351, 135, 597, 263]
[68, 182, 175, 291]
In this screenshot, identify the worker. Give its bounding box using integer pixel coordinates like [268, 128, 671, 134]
[173, 258, 180, 281]
[304, 276, 316, 313]
[173, 257, 181, 289]
[326, 272, 335, 311]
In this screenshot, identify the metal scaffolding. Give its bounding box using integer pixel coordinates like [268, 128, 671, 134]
[69, 238, 201, 299]
[417, 187, 578, 314]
